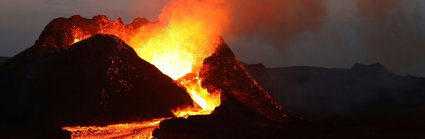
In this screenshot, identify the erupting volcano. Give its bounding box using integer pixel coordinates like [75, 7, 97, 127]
[69, 0, 230, 117]
[0, 0, 285, 138]
[2, 0, 286, 138]
[4, 0, 425, 139]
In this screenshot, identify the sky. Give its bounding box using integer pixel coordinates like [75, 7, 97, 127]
[1, 0, 425, 77]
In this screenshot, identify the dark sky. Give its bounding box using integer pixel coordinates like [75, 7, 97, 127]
[1, 0, 425, 77]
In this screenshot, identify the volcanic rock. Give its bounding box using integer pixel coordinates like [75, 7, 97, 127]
[0, 34, 192, 137]
[199, 39, 289, 122]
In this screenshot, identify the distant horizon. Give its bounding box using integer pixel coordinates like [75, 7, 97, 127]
[1, 53, 423, 78]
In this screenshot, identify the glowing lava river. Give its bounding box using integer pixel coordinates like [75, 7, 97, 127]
[62, 0, 230, 138]
[63, 118, 168, 139]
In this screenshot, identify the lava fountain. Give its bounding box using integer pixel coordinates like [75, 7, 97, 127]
[129, 0, 230, 116]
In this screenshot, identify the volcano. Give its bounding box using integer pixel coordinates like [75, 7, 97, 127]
[0, 15, 288, 138]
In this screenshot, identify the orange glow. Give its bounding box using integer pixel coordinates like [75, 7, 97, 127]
[63, 118, 168, 139]
[68, 0, 229, 120]
[71, 27, 90, 44]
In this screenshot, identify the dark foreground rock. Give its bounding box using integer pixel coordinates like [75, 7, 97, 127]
[0, 34, 192, 138]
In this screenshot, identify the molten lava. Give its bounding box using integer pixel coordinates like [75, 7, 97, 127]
[63, 118, 168, 139]
[70, 0, 229, 117]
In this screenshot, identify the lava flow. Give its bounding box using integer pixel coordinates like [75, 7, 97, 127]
[64, 0, 229, 138]
[63, 118, 169, 139]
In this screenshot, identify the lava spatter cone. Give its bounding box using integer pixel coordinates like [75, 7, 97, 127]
[0, 34, 193, 128]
